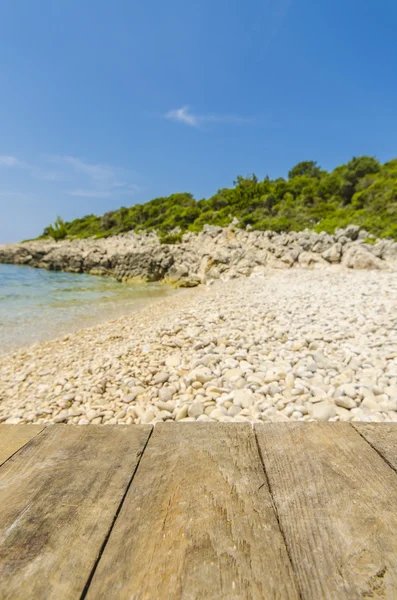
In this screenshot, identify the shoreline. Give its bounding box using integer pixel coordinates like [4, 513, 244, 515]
[1, 281, 200, 359]
[1, 268, 397, 426]
[0, 264, 181, 356]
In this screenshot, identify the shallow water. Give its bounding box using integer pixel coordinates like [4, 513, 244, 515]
[0, 264, 177, 353]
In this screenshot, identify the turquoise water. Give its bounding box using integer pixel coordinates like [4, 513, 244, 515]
[0, 264, 176, 353]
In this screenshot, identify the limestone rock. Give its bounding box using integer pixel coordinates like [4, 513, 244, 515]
[342, 245, 386, 270]
[322, 243, 342, 263]
[312, 401, 336, 421]
[1, 225, 395, 289]
[188, 400, 204, 418]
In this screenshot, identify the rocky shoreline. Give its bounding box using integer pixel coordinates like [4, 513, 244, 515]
[1, 268, 397, 426]
[1, 224, 397, 287]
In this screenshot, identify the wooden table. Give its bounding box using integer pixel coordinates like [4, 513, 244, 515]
[0, 422, 397, 599]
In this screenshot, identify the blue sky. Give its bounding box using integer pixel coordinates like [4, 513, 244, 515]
[0, 0, 396, 243]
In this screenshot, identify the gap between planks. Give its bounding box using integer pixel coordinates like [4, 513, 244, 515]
[85, 422, 301, 600]
[0, 425, 45, 467]
[0, 425, 152, 600]
[255, 422, 397, 600]
[80, 426, 154, 599]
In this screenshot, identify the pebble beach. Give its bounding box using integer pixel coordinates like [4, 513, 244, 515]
[1, 267, 397, 425]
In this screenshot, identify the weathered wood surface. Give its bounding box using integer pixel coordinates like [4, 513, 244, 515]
[0, 424, 44, 466]
[353, 422, 397, 471]
[0, 425, 152, 600]
[255, 422, 397, 599]
[86, 423, 300, 600]
[2, 423, 397, 600]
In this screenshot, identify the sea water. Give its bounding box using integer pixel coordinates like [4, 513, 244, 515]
[0, 264, 177, 353]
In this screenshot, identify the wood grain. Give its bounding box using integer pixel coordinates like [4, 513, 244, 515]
[86, 423, 300, 600]
[256, 422, 397, 599]
[0, 425, 44, 466]
[0, 425, 152, 600]
[352, 423, 397, 471]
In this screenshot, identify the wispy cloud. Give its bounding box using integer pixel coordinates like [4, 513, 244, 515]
[68, 189, 113, 198]
[166, 106, 199, 127]
[0, 190, 32, 198]
[0, 154, 58, 181]
[165, 105, 252, 128]
[0, 155, 24, 167]
[44, 155, 141, 198]
[0, 153, 140, 200]
[30, 168, 59, 181]
[61, 156, 115, 182]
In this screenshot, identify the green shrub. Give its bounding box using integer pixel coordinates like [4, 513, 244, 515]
[159, 233, 183, 244]
[46, 217, 68, 241]
[39, 155, 397, 242]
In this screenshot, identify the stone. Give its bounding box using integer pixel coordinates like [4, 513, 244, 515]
[158, 387, 175, 403]
[385, 385, 397, 398]
[233, 389, 255, 408]
[153, 372, 169, 385]
[155, 400, 175, 412]
[210, 407, 227, 420]
[54, 410, 69, 423]
[298, 252, 328, 268]
[123, 386, 145, 402]
[196, 414, 210, 422]
[175, 405, 189, 421]
[335, 406, 352, 421]
[335, 396, 356, 409]
[312, 401, 336, 421]
[165, 355, 181, 368]
[361, 397, 381, 412]
[322, 243, 342, 263]
[227, 405, 242, 417]
[340, 383, 359, 399]
[190, 367, 213, 384]
[141, 408, 155, 423]
[85, 410, 97, 421]
[285, 372, 295, 387]
[223, 368, 243, 380]
[188, 400, 204, 418]
[157, 410, 173, 420]
[342, 245, 386, 270]
[4, 417, 22, 425]
[122, 395, 135, 404]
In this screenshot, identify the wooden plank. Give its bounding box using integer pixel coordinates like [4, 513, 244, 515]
[255, 422, 397, 599]
[86, 423, 300, 600]
[0, 425, 45, 466]
[0, 425, 152, 600]
[352, 423, 397, 471]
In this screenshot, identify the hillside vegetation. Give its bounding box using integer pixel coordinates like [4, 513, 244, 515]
[42, 156, 397, 242]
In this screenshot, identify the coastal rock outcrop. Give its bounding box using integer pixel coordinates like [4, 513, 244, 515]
[1, 226, 396, 285]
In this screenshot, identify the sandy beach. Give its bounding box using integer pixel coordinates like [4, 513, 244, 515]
[1, 267, 396, 425]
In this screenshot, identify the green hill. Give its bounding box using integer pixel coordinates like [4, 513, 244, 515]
[42, 156, 397, 243]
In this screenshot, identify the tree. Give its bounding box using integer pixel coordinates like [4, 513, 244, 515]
[101, 211, 117, 231]
[340, 156, 381, 204]
[288, 161, 321, 180]
[345, 156, 381, 181]
[263, 193, 276, 211]
[234, 174, 258, 186]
